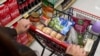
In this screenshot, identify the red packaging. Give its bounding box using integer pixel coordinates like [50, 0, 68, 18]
[27, 0, 35, 4]
[0, 4, 12, 26]
[16, 35, 21, 43]
[0, 4, 9, 18]
[10, 9, 20, 20]
[1, 15, 12, 26]
[5, 0, 18, 10]
[18, 0, 28, 14]
[18, 0, 28, 9]
[17, 33, 29, 45]
[0, 22, 2, 26]
[5, 0, 20, 20]
[24, 1, 28, 8]
[21, 33, 29, 45]
[13, 23, 29, 45]
[20, 33, 28, 40]
[72, 17, 91, 33]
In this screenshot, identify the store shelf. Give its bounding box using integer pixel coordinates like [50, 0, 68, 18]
[5, 2, 42, 27]
[5, 0, 64, 27]
[0, 0, 6, 5]
[54, 0, 64, 8]
[63, 0, 76, 10]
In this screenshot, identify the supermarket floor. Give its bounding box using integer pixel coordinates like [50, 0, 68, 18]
[29, 41, 57, 56]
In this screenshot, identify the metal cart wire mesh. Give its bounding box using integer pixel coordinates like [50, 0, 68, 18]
[29, 8, 73, 56]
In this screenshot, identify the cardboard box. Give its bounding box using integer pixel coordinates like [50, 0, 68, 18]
[5, 0, 20, 19]
[16, 33, 29, 45]
[0, 4, 12, 26]
[16, 32, 34, 46]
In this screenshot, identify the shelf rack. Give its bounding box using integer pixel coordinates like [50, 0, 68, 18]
[5, 2, 42, 27]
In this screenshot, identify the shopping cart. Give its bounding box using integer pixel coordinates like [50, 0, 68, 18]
[29, 8, 73, 56]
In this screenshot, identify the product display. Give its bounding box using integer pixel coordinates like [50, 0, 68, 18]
[0, 0, 41, 46]
[5, 0, 20, 20]
[0, 3, 12, 26]
[17, 0, 41, 14]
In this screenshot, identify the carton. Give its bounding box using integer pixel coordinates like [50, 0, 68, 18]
[5, 0, 20, 20]
[0, 4, 12, 26]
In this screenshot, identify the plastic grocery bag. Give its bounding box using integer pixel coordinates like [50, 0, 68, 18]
[67, 27, 78, 44]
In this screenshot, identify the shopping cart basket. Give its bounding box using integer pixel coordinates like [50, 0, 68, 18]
[29, 8, 73, 56]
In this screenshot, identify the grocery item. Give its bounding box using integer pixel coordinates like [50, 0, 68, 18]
[49, 17, 74, 35]
[36, 24, 44, 30]
[61, 20, 74, 35]
[0, 4, 12, 26]
[50, 31, 57, 38]
[5, 0, 20, 20]
[42, 27, 47, 33]
[72, 17, 91, 33]
[41, 0, 54, 25]
[42, 4, 54, 18]
[44, 27, 52, 35]
[67, 27, 78, 44]
[42, 27, 52, 35]
[29, 12, 40, 22]
[72, 17, 91, 46]
[47, 0, 57, 5]
[56, 33, 63, 40]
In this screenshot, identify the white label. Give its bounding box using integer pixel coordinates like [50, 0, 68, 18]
[84, 39, 94, 52]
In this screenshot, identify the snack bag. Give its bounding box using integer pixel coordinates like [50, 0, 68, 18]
[72, 17, 91, 33]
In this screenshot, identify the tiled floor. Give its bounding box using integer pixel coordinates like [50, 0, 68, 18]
[29, 41, 57, 56]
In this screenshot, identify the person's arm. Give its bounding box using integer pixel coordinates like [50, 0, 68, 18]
[0, 27, 17, 38]
[15, 19, 31, 34]
[66, 44, 87, 56]
[0, 19, 31, 38]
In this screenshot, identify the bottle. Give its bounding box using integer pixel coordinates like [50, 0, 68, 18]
[34, 0, 38, 5]
[27, 0, 32, 9]
[23, 0, 28, 12]
[17, 0, 25, 14]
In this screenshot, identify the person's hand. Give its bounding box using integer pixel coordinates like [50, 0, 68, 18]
[66, 44, 87, 56]
[15, 19, 32, 34]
